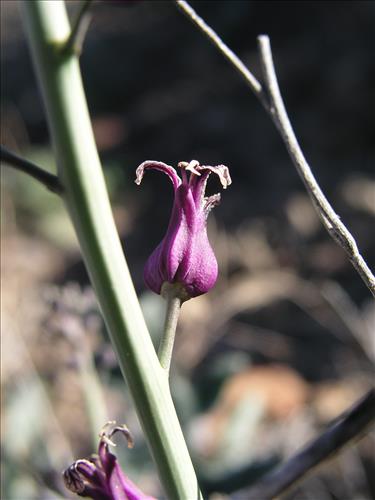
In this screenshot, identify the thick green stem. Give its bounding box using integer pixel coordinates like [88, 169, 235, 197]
[21, 2, 201, 498]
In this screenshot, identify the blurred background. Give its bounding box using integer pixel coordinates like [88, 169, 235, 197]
[1, 1, 374, 499]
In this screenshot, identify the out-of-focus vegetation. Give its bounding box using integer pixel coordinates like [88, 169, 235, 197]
[1, 1, 374, 499]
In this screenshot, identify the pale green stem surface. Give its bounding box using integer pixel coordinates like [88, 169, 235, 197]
[159, 294, 182, 373]
[78, 350, 108, 448]
[21, 2, 201, 498]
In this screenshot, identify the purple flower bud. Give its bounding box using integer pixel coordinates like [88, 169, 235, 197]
[63, 423, 156, 500]
[135, 160, 231, 299]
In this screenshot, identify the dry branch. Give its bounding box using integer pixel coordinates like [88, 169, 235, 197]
[233, 389, 375, 499]
[1, 145, 62, 194]
[175, 0, 375, 297]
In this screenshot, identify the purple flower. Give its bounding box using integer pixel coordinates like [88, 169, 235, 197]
[135, 160, 231, 299]
[63, 423, 156, 500]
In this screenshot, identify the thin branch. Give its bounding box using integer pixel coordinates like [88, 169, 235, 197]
[1, 145, 63, 194]
[63, 0, 93, 55]
[175, 0, 269, 110]
[235, 389, 375, 500]
[257, 35, 375, 297]
[174, 1, 375, 297]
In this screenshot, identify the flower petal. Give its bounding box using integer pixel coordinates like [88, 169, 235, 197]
[98, 427, 156, 500]
[135, 161, 181, 191]
[199, 164, 232, 189]
[143, 242, 165, 294]
[180, 226, 218, 297]
[63, 464, 86, 494]
[161, 184, 196, 281]
[64, 423, 155, 500]
[75, 459, 103, 484]
[63, 460, 110, 499]
[204, 193, 221, 213]
[178, 160, 201, 177]
[188, 163, 230, 208]
[137, 160, 231, 298]
[108, 460, 156, 500]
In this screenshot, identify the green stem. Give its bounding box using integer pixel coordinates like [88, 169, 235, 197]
[159, 293, 182, 373]
[78, 350, 108, 448]
[21, 2, 201, 498]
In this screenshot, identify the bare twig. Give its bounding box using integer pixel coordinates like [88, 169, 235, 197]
[175, 0, 269, 110]
[257, 36, 375, 297]
[1, 145, 63, 194]
[234, 389, 375, 500]
[63, 0, 93, 55]
[175, 1, 375, 297]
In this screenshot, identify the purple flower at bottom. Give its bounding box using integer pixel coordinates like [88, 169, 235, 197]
[135, 160, 231, 299]
[63, 423, 156, 500]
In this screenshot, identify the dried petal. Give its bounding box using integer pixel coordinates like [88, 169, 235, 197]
[199, 164, 232, 189]
[135, 161, 180, 191]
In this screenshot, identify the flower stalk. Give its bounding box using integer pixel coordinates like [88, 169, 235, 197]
[159, 284, 184, 373]
[21, 2, 201, 498]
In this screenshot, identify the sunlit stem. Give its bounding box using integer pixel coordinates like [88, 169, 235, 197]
[78, 349, 108, 448]
[159, 286, 183, 374]
[21, 2, 202, 498]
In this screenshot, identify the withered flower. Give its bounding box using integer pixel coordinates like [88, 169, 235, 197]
[63, 423, 156, 500]
[135, 160, 231, 299]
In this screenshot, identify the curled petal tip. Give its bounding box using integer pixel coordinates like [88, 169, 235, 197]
[135, 160, 180, 190]
[134, 162, 148, 185]
[100, 421, 134, 449]
[201, 164, 232, 189]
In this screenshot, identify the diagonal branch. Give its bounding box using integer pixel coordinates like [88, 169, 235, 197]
[175, 0, 269, 111]
[62, 0, 93, 55]
[174, 1, 375, 297]
[1, 145, 63, 194]
[257, 36, 375, 296]
[235, 389, 375, 500]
